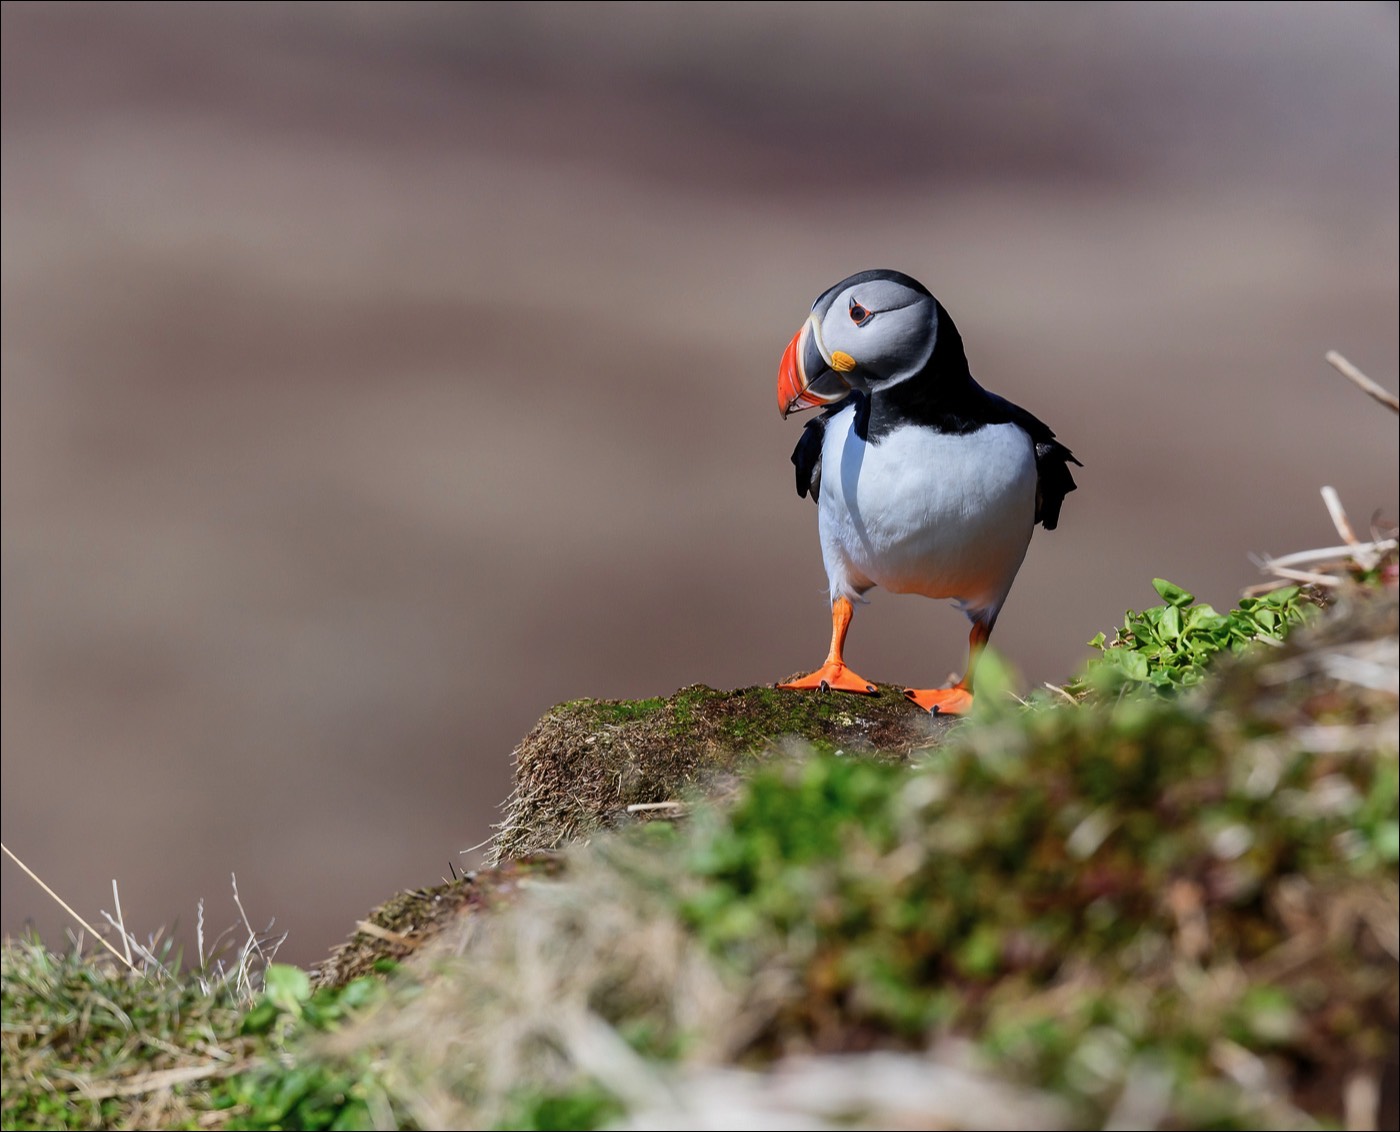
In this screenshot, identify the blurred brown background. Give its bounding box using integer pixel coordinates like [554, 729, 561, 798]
[3, 1, 1396, 966]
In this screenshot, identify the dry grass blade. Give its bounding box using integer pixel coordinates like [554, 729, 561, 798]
[78, 1059, 254, 1101]
[99, 908, 172, 975]
[1266, 542, 1398, 572]
[1, 842, 138, 974]
[1323, 486, 1363, 546]
[1266, 564, 1348, 588]
[111, 880, 134, 970]
[354, 920, 421, 948]
[1326, 351, 1399, 413]
[1255, 486, 1398, 590]
[229, 872, 284, 1000]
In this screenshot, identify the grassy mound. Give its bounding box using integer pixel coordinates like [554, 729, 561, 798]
[4, 587, 1394, 1130]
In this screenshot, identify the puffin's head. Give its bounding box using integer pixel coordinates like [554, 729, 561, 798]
[777, 269, 939, 417]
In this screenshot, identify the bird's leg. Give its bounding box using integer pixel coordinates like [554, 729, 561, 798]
[779, 596, 878, 694]
[904, 618, 992, 715]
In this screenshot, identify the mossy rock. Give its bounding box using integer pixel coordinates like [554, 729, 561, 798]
[488, 682, 952, 865]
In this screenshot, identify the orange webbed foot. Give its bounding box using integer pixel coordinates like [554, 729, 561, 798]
[904, 686, 974, 715]
[779, 662, 878, 695]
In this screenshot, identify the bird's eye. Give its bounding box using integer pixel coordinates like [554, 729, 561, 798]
[849, 300, 871, 325]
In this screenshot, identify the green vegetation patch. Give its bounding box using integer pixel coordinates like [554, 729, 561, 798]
[215, 965, 401, 1131]
[1080, 578, 1314, 692]
[677, 707, 1395, 1087]
[1, 940, 253, 1131]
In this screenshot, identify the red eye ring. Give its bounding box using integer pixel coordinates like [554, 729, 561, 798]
[849, 301, 870, 324]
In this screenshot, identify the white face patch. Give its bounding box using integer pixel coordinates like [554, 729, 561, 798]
[817, 281, 937, 388]
[806, 312, 835, 369]
[796, 313, 858, 402]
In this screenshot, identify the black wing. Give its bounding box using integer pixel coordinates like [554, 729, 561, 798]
[1032, 438, 1080, 530]
[982, 393, 1081, 530]
[791, 415, 825, 502]
[790, 393, 870, 503]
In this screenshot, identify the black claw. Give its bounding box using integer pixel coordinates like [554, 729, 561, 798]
[818, 680, 831, 692]
[865, 684, 876, 693]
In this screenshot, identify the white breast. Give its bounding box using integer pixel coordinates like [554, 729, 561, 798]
[817, 408, 1037, 615]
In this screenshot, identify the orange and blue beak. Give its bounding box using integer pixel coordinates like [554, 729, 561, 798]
[777, 315, 857, 417]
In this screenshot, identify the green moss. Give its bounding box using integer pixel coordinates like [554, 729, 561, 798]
[493, 1084, 622, 1131]
[580, 696, 667, 724]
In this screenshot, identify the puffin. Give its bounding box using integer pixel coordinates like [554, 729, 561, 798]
[776, 269, 1079, 714]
